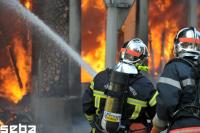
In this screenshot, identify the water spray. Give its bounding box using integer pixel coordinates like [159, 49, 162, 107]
[1, 0, 97, 77]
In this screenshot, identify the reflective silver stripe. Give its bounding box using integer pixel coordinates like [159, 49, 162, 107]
[181, 78, 195, 87]
[158, 77, 181, 89]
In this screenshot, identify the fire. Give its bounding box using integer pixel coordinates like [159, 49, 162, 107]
[81, 33, 106, 82]
[148, 0, 186, 76]
[20, 0, 32, 10]
[0, 37, 31, 104]
[81, 0, 106, 82]
[0, 120, 4, 126]
[0, 1, 32, 103]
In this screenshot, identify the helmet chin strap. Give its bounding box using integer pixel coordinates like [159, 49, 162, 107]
[135, 63, 149, 72]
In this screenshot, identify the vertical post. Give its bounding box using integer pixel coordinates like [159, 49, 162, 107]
[188, 0, 197, 27]
[69, 0, 81, 116]
[104, 0, 135, 68]
[69, 0, 81, 96]
[106, 7, 118, 68]
[136, 0, 148, 44]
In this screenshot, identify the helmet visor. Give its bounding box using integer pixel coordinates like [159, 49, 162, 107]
[120, 48, 141, 63]
[179, 37, 200, 53]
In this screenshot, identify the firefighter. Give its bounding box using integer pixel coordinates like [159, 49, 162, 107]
[82, 38, 158, 133]
[151, 27, 200, 133]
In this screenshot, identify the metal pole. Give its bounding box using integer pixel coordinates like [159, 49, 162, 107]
[69, 0, 81, 96]
[104, 0, 135, 68]
[188, 0, 197, 27]
[136, 0, 148, 44]
[106, 7, 118, 68]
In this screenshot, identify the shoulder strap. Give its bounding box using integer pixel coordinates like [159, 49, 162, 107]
[170, 58, 200, 120]
[167, 57, 194, 67]
[128, 73, 144, 85]
[167, 58, 199, 78]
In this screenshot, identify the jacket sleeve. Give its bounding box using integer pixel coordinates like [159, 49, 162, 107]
[82, 81, 96, 123]
[139, 75, 158, 119]
[147, 89, 158, 119]
[143, 78, 158, 119]
[156, 62, 181, 122]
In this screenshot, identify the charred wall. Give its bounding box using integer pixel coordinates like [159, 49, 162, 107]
[31, 0, 80, 132]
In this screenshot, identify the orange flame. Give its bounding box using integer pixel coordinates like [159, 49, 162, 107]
[0, 1, 32, 103]
[148, 0, 186, 76]
[20, 0, 32, 10]
[0, 36, 31, 104]
[81, 0, 106, 82]
[81, 33, 106, 82]
[0, 120, 4, 126]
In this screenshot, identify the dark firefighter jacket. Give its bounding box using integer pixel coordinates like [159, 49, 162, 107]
[156, 58, 200, 130]
[82, 68, 158, 133]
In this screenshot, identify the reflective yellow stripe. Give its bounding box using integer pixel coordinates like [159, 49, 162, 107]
[92, 128, 96, 133]
[90, 81, 94, 90]
[93, 90, 107, 115]
[127, 98, 147, 120]
[84, 113, 94, 121]
[127, 98, 147, 107]
[149, 91, 158, 107]
[130, 105, 141, 119]
[96, 108, 100, 115]
[93, 90, 107, 98]
[94, 96, 100, 108]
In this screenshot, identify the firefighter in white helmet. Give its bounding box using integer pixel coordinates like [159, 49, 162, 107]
[82, 38, 158, 133]
[151, 27, 200, 133]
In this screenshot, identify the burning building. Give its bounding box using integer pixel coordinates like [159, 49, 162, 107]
[0, 0, 199, 133]
[148, 0, 199, 81]
[0, 0, 32, 125]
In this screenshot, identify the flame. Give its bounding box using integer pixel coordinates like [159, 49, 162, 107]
[81, 33, 106, 82]
[0, 37, 31, 104]
[0, 120, 4, 126]
[148, 0, 186, 76]
[81, 0, 106, 82]
[20, 0, 32, 10]
[0, 0, 32, 103]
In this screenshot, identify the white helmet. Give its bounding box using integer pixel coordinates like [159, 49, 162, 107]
[119, 38, 148, 65]
[174, 27, 200, 59]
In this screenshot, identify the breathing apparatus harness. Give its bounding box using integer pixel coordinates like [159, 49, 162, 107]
[93, 63, 146, 133]
[170, 56, 200, 121]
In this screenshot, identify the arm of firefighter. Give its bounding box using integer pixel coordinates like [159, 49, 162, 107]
[151, 114, 168, 133]
[143, 77, 158, 119]
[147, 90, 158, 119]
[156, 63, 181, 121]
[82, 81, 96, 124]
